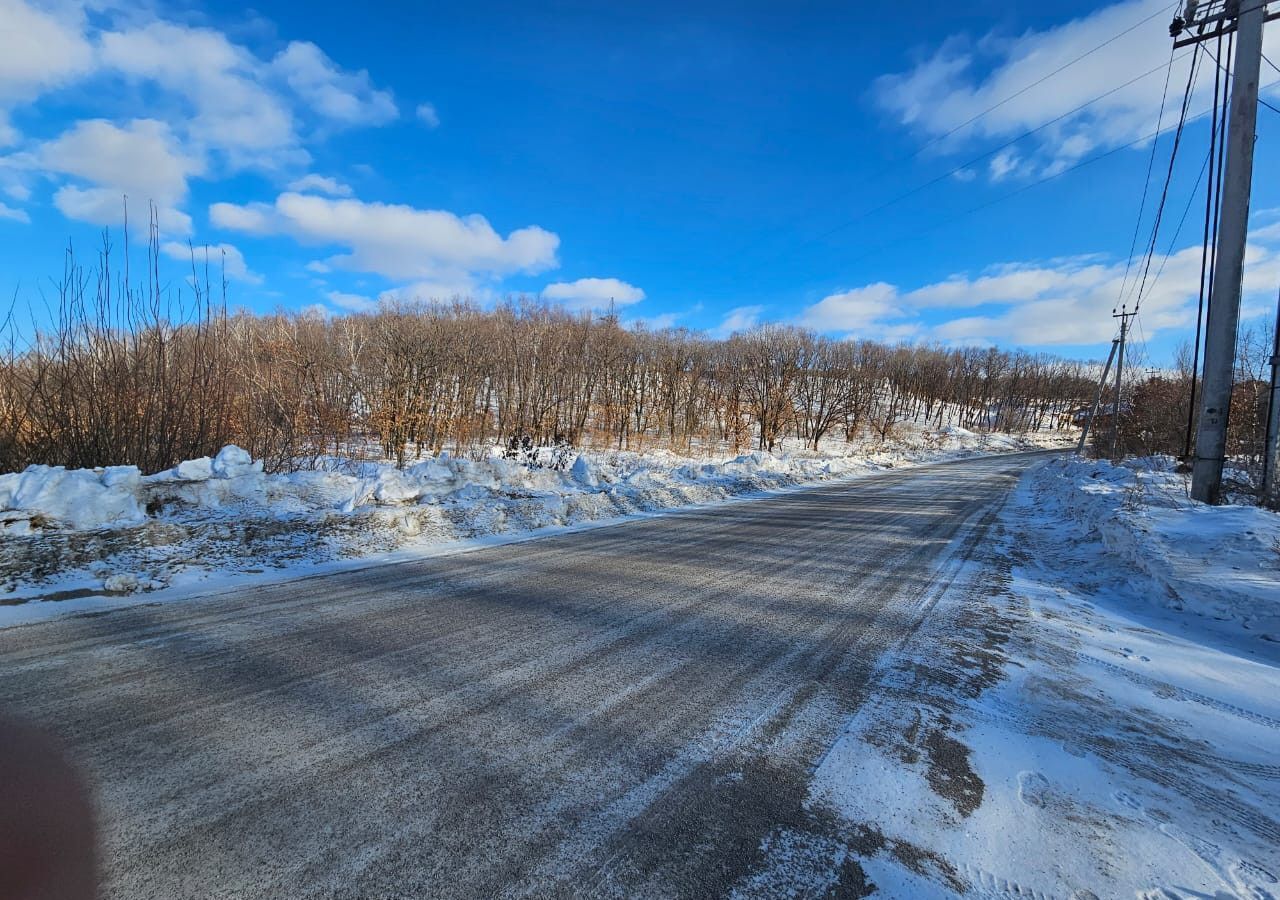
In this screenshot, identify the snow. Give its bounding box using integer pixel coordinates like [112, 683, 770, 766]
[811, 454, 1280, 899]
[1029, 455, 1280, 644]
[0, 464, 145, 532]
[0, 430, 1067, 627]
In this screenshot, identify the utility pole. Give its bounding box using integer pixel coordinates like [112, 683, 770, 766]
[1264, 286, 1280, 507]
[1077, 340, 1119, 454]
[1172, 0, 1275, 502]
[1111, 306, 1134, 459]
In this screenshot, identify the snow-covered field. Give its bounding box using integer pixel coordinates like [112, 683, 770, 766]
[814, 455, 1280, 898]
[0, 426, 1065, 627]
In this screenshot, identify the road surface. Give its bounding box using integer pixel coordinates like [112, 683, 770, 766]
[0, 451, 1048, 898]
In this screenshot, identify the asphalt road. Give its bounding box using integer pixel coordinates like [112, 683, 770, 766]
[0, 451, 1048, 899]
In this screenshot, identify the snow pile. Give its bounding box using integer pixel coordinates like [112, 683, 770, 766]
[809, 455, 1280, 898]
[1027, 455, 1280, 640]
[0, 465, 145, 532]
[0, 431, 1058, 619]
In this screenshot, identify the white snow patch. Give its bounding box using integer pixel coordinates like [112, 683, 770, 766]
[810, 454, 1280, 899]
[0, 431, 1069, 626]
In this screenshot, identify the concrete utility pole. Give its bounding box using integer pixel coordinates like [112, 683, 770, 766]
[1077, 339, 1119, 455]
[1111, 306, 1134, 459]
[1264, 288, 1280, 507]
[1174, 0, 1272, 503]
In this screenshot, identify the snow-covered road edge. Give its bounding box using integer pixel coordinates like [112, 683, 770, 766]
[0, 429, 1068, 628]
[1025, 455, 1280, 642]
[809, 456, 1280, 898]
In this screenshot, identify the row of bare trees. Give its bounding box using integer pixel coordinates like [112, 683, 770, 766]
[1109, 323, 1277, 479]
[0, 242, 1098, 475]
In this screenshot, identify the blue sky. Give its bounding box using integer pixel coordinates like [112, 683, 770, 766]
[2, 0, 1279, 362]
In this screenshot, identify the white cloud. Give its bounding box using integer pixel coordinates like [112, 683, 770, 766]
[542, 277, 644, 311]
[379, 278, 484, 304]
[873, 0, 1280, 176]
[800, 283, 902, 332]
[40, 118, 199, 202]
[799, 230, 1280, 348]
[988, 147, 1021, 182]
[416, 103, 440, 128]
[0, 0, 94, 106]
[0, 4, 401, 235]
[39, 118, 202, 234]
[209, 200, 274, 235]
[272, 41, 397, 127]
[98, 21, 302, 168]
[0, 200, 27, 222]
[326, 290, 377, 312]
[286, 174, 353, 196]
[161, 241, 262, 284]
[713, 305, 764, 338]
[54, 186, 192, 235]
[212, 191, 559, 283]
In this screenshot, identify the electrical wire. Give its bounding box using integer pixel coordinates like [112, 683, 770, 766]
[1128, 43, 1204, 313]
[1186, 31, 1227, 457]
[896, 2, 1183, 163]
[1120, 43, 1179, 305]
[711, 2, 1187, 272]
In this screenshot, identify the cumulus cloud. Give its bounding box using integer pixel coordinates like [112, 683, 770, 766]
[800, 283, 901, 332]
[416, 103, 440, 128]
[800, 230, 1280, 348]
[0, 200, 28, 222]
[325, 290, 377, 312]
[272, 41, 397, 128]
[161, 241, 262, 284]
[0, 1, 402, 234]
[379, 278, 482, 304]
[212, 192, 559, 284]
[40, 119, 199, 202]
[39, 118, 202, 234]
[286, 174, 353, 196]
[0, 0, 94, 107]
[873, 0, 1280, 176]
[542, 277, 644, 311]
[98, 21, 300, 167]
[712, 305, 764, 338]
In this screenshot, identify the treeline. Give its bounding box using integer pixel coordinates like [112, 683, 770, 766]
[1110, 322, 1277, 477]
[0, 242, 1096, 475]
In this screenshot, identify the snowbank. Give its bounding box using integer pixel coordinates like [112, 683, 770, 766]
[0, 431, 1064, 621]
[1026, 456, 1280, 641]
[809, 454, 1280, 898]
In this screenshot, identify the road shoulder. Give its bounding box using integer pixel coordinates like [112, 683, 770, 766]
[807, 459, 1280, 898]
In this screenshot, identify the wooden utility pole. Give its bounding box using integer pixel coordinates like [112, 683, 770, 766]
[1172, 0, 1274, 502]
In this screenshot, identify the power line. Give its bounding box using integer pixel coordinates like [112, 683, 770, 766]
[803, 52, 1195, 253]
[911, 2, 1182, 155]
[713, 2, 1187, 270]
[1120, 43, 1180, 305]
[1130, 43, 1205, 312]
[800, 73, 1280, 276]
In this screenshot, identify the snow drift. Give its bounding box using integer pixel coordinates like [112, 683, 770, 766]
[1025, 456, 1280, 640]
[0, 428, 1065, 620]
